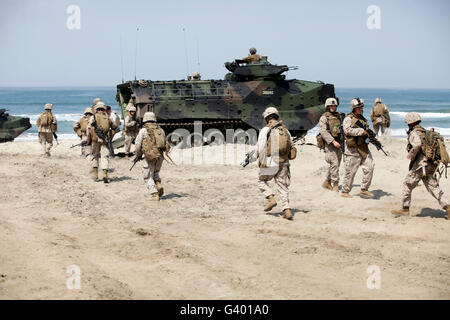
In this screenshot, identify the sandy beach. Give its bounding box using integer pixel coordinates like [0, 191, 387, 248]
[0, 136, 449, 299]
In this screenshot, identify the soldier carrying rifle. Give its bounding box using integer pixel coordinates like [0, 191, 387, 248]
[341, 98, 377, 198]
[86, 101, 118, 183]
[317, 97, 344, 192]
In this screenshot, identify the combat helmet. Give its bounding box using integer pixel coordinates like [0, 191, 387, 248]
[262, 106, 279, 119]
[93, 98, 101, 105]
[192, 72, 200, 80]
[325, 98, 338, 109]
[44, 103, 53, 110]
[375, 98, 382, 103]
[249, 47, 257, 54]
[94, 101, 106, 111]
[128, 106, 137, 112]
[84, 107, 93, 115]
[405, 112, 421, 125]
[350, 98, 364, 110]
[143, 112, 156, 123]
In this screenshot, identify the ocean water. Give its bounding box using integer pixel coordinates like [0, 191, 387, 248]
[0, 87, 449, 140]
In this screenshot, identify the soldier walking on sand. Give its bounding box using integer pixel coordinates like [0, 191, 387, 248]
[392, 112, 450, 218]
[134, 112, 170, 201]
[252, 106, 296, 220]
[87, 102, 117, 183]
[73, 107, 93, 157]
[370, 98, 390, 136]
[319, 97, 343, 192]
[341, 98, 375, 198]
[124, 105, 138, 157]
[36, 103, 57, 157]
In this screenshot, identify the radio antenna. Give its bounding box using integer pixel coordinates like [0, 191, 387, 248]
[183, 28, 190, 79]
[120, 34, 124, 83]
[196, 38, 201, 75]
[134, 27, 140, 81]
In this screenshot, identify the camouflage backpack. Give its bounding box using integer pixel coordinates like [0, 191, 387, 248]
[266, 122, 293, 162]
[418, 128, 449, 178]
[90, 113, 110, 142]
[38, 111, 53, 128]
[142, 123, 166, 162]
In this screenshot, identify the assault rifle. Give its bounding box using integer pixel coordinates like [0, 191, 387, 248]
[92, 117, 115, 158]
[338, 112, 346, 154]
[52, 132, 59, 145]
[355, 120, 388, 156]
[129, 155, 142, 171]
[70, 141, 87, 148]
[240, 150, 255, 167]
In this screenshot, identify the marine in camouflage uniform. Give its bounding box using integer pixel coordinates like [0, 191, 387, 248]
[341, 98, 375, 198]
[134, 112, 169, 201]
[370, 98, 390, 136]
[124, 106, 138, 156]
[252, 106, 293, 220]
[73, 107, 93, 157]
[319, 98, 343, 192]
[36, 103, 57, 157]
[392, 112, 450, 218]
[86, 102, 117, 183]
[242, 47, 262, 64]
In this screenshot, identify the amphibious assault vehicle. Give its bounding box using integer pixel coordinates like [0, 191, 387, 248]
[115, 56, 336, 142]
[0, 109, 32, 143]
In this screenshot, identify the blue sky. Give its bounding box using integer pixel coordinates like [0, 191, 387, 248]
[0, 0, 449, 88]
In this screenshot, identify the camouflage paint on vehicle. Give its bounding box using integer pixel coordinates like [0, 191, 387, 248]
[0, 109, 32, 143]
[116, 57, 336, 138]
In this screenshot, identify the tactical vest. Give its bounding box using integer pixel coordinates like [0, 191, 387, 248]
[125, 115, 138, 134]
[266, 121, 292, 163]
[373, 103, 385, 117]
[345, 113, 369, 159]
[324, 111, 342, 138]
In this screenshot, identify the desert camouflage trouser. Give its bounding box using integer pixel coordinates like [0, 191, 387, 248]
[402, 164, 449, 209]
[324, 145, 342, 184]
[38, 132, 53, 155]
[143, 157, 163, 194]
[125, 132, 137, 154]
[258, 164, 291, 210]
[373, 124, 387, 136]
[91, 141, 109, 170]
[342, 153, 374, 193]
[80, 134, 91, 157]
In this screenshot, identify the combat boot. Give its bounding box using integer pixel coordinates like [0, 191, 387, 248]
[264, 195, 277, 212]
[341, 192, 352, 198]
[332, 183, 339, 192]
[322, 180, 332, 190]
[282, 208, 293, 220]
[103, 169, 109, 183]
[155, 181, 164, 197]
[149, 192, 160, 201]
[444, 205, 450, 220]
[92, 167, 99, 181]
[391, 207, 409, 216]
[360, 189, 374, 198]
